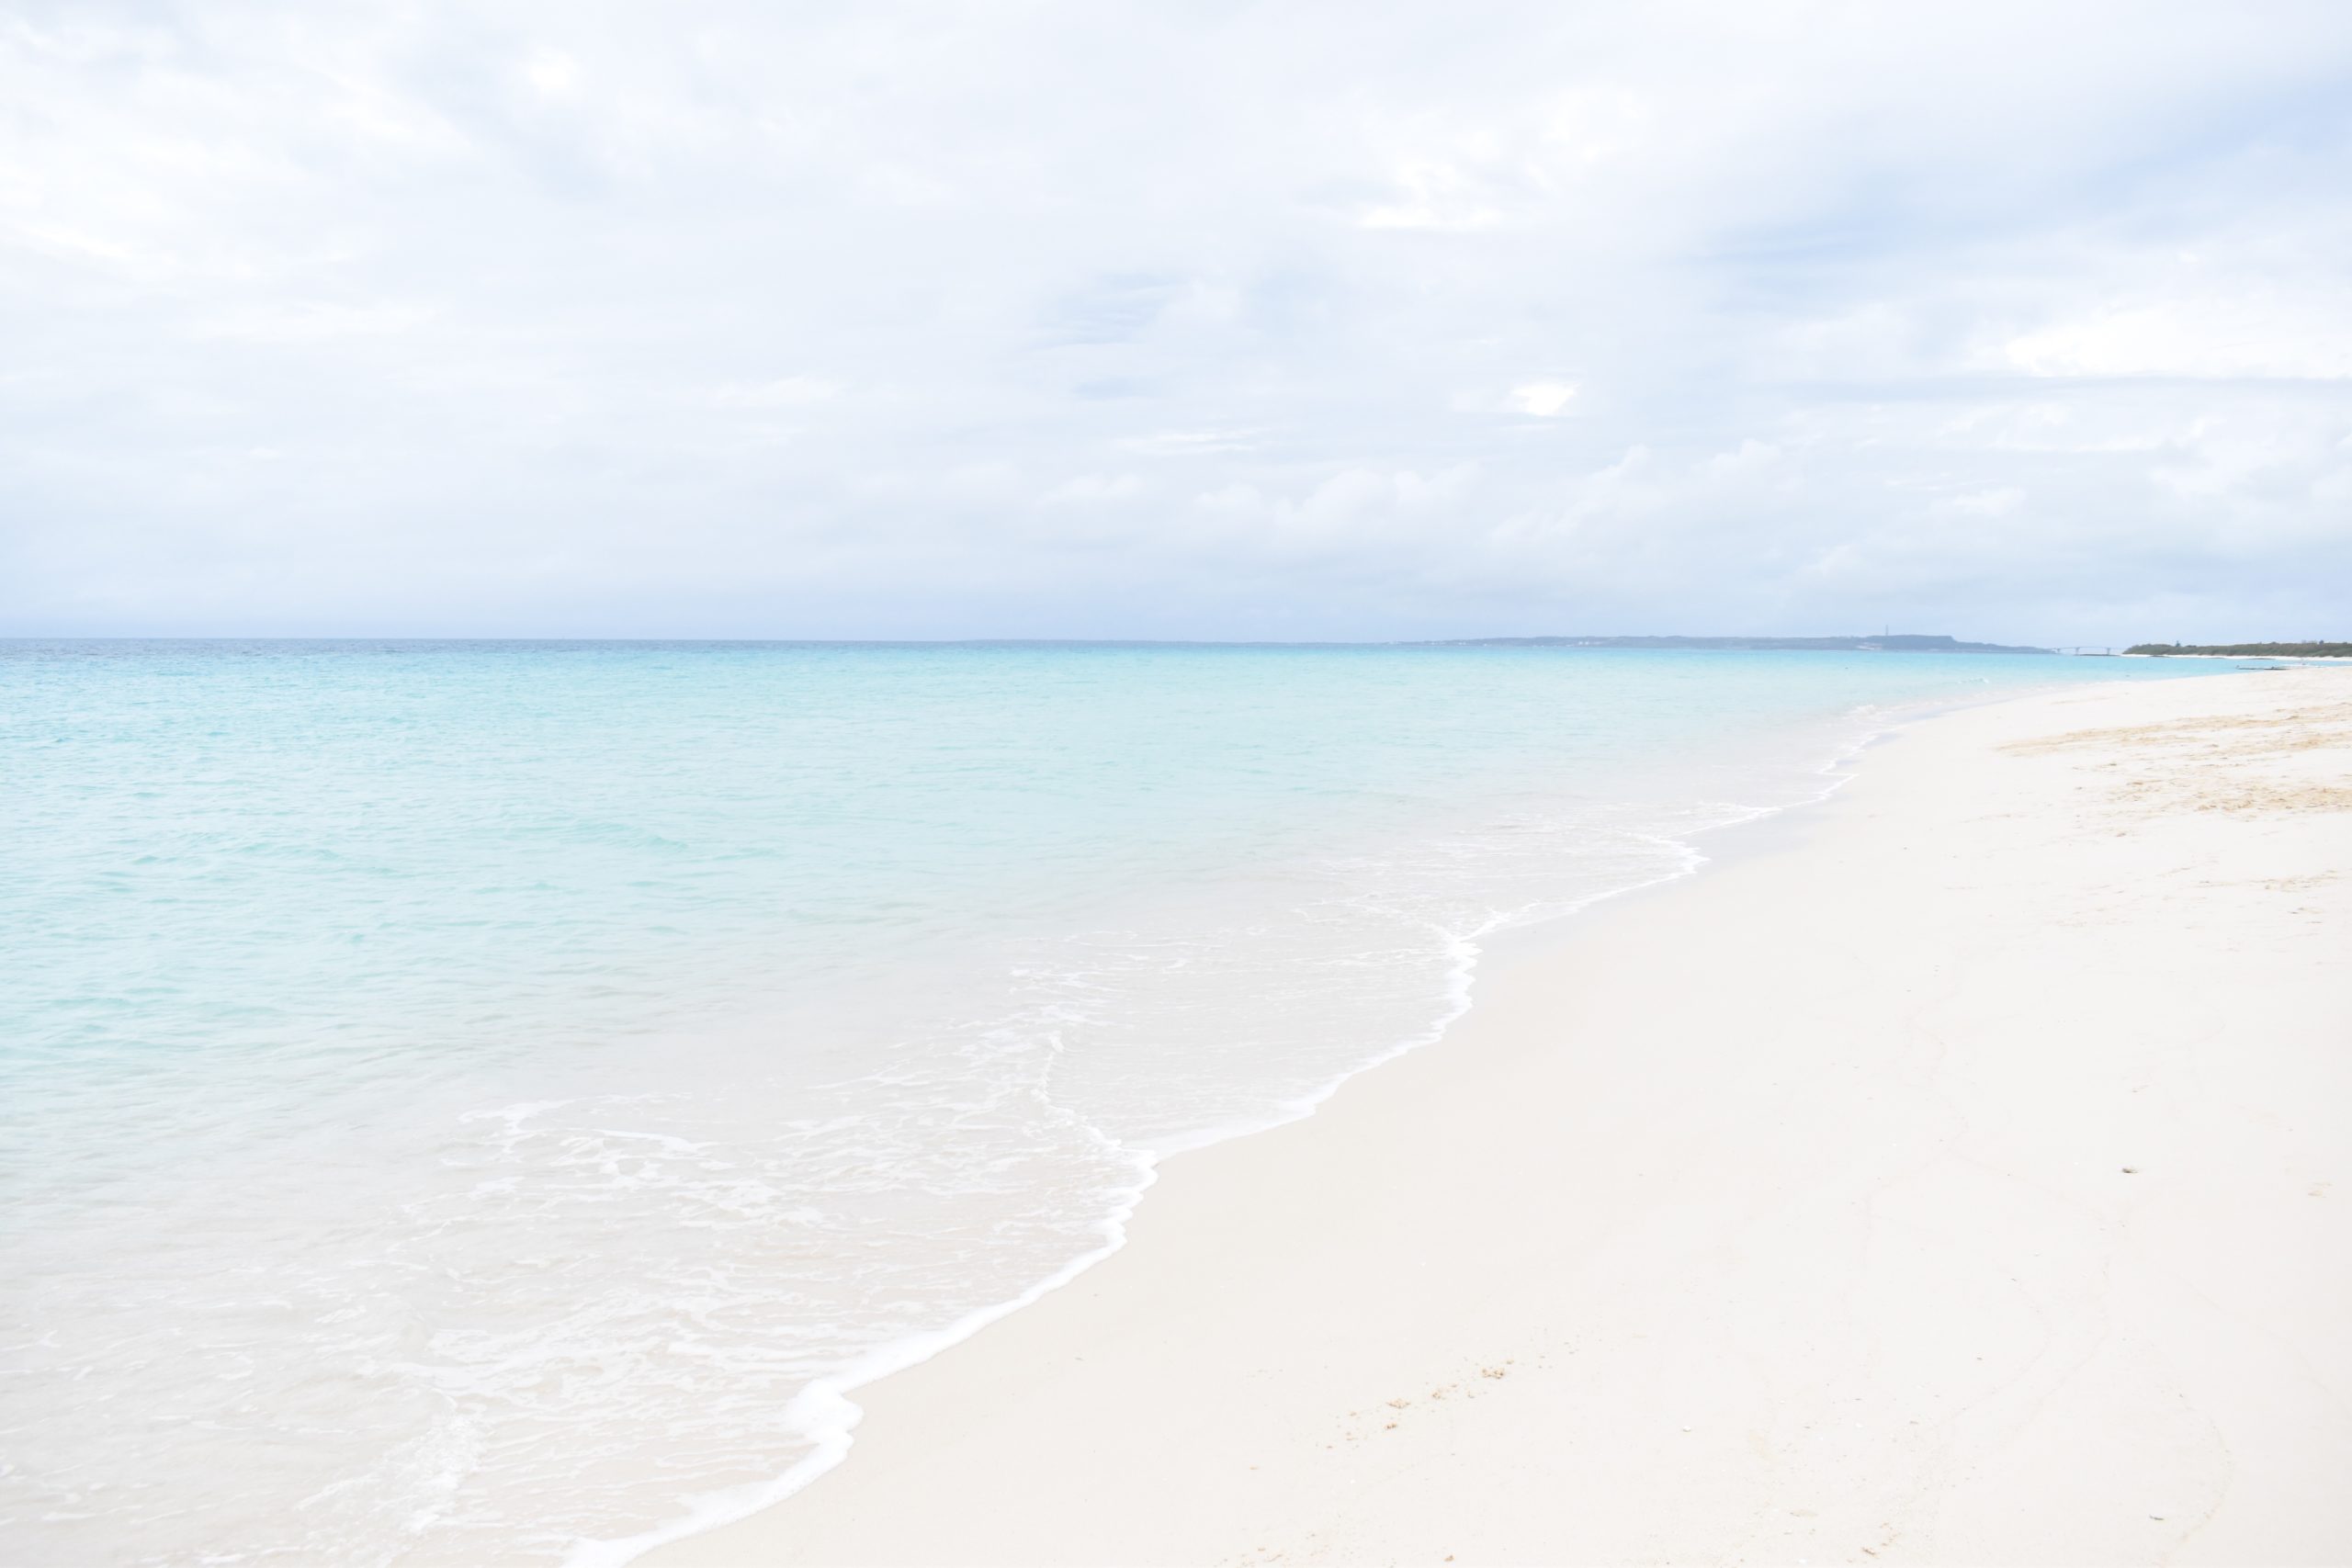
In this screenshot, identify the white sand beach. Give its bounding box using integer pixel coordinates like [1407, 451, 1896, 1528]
[656, 667, 2352, 1566]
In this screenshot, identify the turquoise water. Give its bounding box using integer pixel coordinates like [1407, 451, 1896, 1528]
[0, 641, 2213, 1564]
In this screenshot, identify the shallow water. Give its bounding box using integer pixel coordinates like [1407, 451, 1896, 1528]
[0, 641, 2213, 1564]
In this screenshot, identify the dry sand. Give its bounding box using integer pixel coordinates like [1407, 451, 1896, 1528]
[654, 667, 2352, 1566]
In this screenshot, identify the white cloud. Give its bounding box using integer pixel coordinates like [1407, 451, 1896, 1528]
[1115, 430, 1263, 456]
[1046, 473, 1145, 504]
[1358, 159, 1506, 232]
[0, 0, 2347, 644]
[1509, 381, 1579, 417]
[1937, 487, 2025, 517]
[2003, 295, 2352, 380]
[523, 51, 581, 98]
[708, 377, 841, 409]
[1453, 380, 1582, 419]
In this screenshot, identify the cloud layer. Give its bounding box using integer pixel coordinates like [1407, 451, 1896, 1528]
[5, 0, 2349, 641]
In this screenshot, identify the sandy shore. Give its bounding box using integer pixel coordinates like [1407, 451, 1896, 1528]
[654, 667, 2352, 1566]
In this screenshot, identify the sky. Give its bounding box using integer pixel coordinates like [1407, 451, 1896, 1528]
[4, 0, 2349, 644]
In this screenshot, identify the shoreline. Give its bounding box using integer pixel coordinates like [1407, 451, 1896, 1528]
[595, 685, 1928, 1567]
[649, 667, 2351, 1565]
[588, 697, 1857, 1568]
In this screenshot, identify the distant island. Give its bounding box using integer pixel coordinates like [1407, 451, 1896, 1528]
[1421, 634, 2053, 654]
[2125, 641, 2352, 658]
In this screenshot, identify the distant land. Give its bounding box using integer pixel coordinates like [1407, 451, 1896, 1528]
[2125, 641, 2352, 658]
[1421, 634, 2053, 654]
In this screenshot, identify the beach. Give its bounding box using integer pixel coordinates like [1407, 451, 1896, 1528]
[13, 645, 2222, 1563]
[653, 665, 2352, 1566]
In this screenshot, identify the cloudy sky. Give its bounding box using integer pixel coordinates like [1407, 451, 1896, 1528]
[5, 1, 2349, 642]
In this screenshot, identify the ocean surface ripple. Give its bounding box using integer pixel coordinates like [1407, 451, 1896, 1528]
[0, 641, 2211, 1564]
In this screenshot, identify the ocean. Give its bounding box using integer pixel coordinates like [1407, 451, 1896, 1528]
[0, 640, 2214, 1564]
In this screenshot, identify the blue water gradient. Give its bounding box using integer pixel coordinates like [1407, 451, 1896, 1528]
[0, 641, 2216, 1564]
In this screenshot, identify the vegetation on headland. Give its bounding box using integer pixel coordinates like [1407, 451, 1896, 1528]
[2126, 642, 2352, 658]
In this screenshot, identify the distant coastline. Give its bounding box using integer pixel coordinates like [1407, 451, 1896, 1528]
[1419, 633, 2053, 654]
[2126, 641, 2352, 659]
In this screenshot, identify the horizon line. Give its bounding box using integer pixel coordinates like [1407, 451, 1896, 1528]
[0, 631, 2056, 648]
